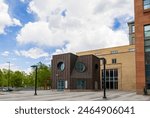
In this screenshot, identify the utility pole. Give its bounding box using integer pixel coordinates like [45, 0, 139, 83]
[99, 58, 107, 99]
[31, 65, 38, 95]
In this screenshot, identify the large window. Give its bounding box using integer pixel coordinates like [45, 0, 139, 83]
[144, 25, 150, 89]
[144, 0, 150, 10]
[102, 69, 118, 89]
[144, 25, 150, 63]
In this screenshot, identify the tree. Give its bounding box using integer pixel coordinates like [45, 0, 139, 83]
[23, 73, 34, 88]
[0, 62, 52, 89]
[11, 71, 24, 87]
[31, 62, 51, 89]
[1, 69, 9, 87]
[0, 69, 3, 87]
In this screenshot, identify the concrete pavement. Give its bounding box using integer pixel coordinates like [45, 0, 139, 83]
[0, 90, 150, 101]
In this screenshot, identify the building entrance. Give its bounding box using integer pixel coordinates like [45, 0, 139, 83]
[57, 80, 65, 91]
[102, 69, 118, 90]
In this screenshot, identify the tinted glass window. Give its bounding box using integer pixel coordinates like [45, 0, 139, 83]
[144, 0, 150, 9]
[144, 25, 150, 40]
[75, 62, 86, 72]
[57, 62, 65, 71]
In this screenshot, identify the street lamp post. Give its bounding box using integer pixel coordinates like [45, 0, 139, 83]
[31, 65, 38, 96]
[99, 58, 107, 99]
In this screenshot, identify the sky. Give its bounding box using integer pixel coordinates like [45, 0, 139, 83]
[0, 0, 134, 74]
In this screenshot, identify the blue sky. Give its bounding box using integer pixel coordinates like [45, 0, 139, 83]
[0, 0, 134, 73]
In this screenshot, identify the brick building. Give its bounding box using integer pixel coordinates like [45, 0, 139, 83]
[134, 0, 150, 94]
[51, 53, 100, 91]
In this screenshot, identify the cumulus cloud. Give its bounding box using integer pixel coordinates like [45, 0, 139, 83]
[16, 0, 134, 54]
[16, 21, 67, 47]
[0, 0, 21, 34]
[15, 47, 49, 59]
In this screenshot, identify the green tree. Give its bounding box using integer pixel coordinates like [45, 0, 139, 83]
[0, 62, 52, 89]
[0, 69, 3, 87]
[24, 73, 34, 88]
[2, 69, 9, 87]
[31, 62, 51, 89]
[11, 71, 24, 87]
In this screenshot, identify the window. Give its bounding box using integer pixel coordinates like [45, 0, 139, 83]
[112, 59, 117, 64]
[144, 25, 150, 52]
[146, 64, 150, 89]
[76, 80, 86, 89]
[144, 25, 150, 89]
[145, 52, 150, 64]
[144, 25, 150, 40]
[102, 69, 118, 89]
[144, 0, 150, 10]
[95, 64, 99, 70]
[75, 62, 86, 72]
[111, 50, 118, 54]
[131, 25, 135, 33]
[128, 48, 135, 52]
[57, 80, 65, 91]
[57, 62, 65, 71]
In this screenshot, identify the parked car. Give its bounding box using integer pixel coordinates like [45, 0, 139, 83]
[1, 87, 14, 92]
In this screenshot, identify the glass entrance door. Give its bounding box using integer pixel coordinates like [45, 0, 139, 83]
[57, 80, 65, 91]
[102, 69, 118, 90]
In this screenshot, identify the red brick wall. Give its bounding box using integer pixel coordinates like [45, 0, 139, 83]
[134, 0, 150, 94]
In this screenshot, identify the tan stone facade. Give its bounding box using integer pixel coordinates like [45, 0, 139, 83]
[134, 0, 150, 94]
[77, 45, 136, 91]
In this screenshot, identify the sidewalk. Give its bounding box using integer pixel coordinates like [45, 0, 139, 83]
[0, 90, 150, 101]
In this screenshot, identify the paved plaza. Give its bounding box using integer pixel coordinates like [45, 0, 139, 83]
[0, 90, 150, 101]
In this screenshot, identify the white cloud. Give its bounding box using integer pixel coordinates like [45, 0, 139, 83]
[15, 47, 49, 59]
[16, 0, 134, 54]
[0, 62, 20, 71]
[17, 21, 67, 47]
[0, 0, 21, 34]
[1, 51, 10, 57]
